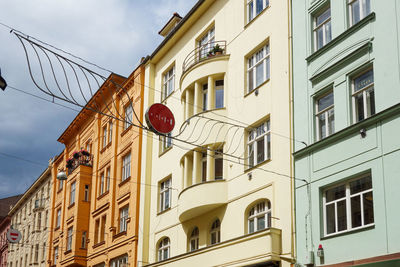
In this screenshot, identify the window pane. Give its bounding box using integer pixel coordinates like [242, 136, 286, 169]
[351, 1, 361, 25]
[248, 1, 254, 21]
[355, 93, 365, 122]
[202, 159, 207, 182]
[165, 190, 170, 209]
[257, 216, 265, 230]
[326, 21, 332, 43]
[215, 88, 224, 108]
[351, 196, 362, 228]
[256, 0, 263, 15]
[316, 8, 330, 25]
[256, 138, 265, 164]
[337, 200, 347, 231]
[248, 144, 254, 167]
[256, 63, 264, 87]
[317, 92, 334, 112]
[326, 184, 345, 202]
[366, 87, 375, 117]
[328, 108, 335, 135]
[215, 157, 223, 180]
[318, 113, 326, 139]
[350, 175, 372, 194]
[317, 28, 324, 50]
[248, 69, 254, 92]
[326, 203, 336, 234]
[365, 0, 371, 15]
[363, 191, 374, 225]
[249, 219, 254, 233]
[266, 133, 271, 159]
[265, 56, 270, 80]
[354, 70, 373, 92]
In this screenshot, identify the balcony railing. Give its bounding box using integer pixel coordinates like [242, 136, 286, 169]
[182, 41, 227, 74]
[67, 154, 93, 174]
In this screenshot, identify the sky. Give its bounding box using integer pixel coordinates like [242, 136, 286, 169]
[0, 0, 198, 198]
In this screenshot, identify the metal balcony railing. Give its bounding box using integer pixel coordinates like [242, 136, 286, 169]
[67, 154, 93, 174]
[182, 41, 227, 74]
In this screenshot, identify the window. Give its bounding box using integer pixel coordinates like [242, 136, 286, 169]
[109, 121, 113, 143]
[81, 231, 87, 248]
[56, 209, 61, 228]
[53, 246, 58, 265]
[198, 27, 215, 59]
[201, 152, 207, 182]
[247, 0, 270, 23]
[84, 185, 89, 201]
[110, 254, 128, 267]
[202, 83, 208, 111]
[314, 6, 332, 51]
[163, 66, 175, 100]
[100, 172, 105, 195]
[158, 237, 170, 261]
[215, 80, 224, 109]
[214, 149, 223, 180]
[34, 244, 39, 262]
[248, 200, 271, 233]
[119, 206, 129, 232]
[352, 68, 375, 123]
[248, 120, 271, 168]
[323, 174, 374, 236]
[106, 168, 111, 191]
[189, 227, 199, 251]
[102, 125, 107, 148]
[67, 227, 73, 251]
[348, 0, 371, 26]
[248, 44, 270, 93]
[210, 219, 221, 245]
[58, 180, 63, 191]
[37, 212, 41, 230]
[160, 133, 172, 153]
[159, 179, 171, 212]
[70, 181, 76, 205]
[316, 91, 334, 140]
[94, 219, 100, 244]
[42, 242, 46, 260]
[122, 153, 131, 181]
[100, 216, 106, 242]
[45, 211, 48, 227]
[124, 104, 133, 130]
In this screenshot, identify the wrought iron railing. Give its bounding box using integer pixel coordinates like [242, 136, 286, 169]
[182, 40, 227, 74]
[67, 154, 93, 174]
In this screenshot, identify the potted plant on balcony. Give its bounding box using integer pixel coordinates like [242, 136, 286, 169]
[66, 158, 74, 169]
[213, 44, 224, 55]
[73, 151, 80, 159]
[80, 149, 90, 156]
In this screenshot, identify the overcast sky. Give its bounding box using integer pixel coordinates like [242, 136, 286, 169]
[0, 0, 197, 198]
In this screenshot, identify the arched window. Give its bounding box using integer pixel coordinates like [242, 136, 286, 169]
[158, 237, 170, 261]
[189, 227, 199, 251]
[248, 200, 271, 233]
[210, 219, 221, 245]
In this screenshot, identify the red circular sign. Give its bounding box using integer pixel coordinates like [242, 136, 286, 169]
[145, 103, 175, 134]
[7, 229, 22, 243]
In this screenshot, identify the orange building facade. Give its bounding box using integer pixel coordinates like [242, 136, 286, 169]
[47, 65, 145, 267]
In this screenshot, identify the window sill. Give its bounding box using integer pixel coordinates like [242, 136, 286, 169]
[159, 146, 173, 157]
[92, 240, 105, 249]
[63, 249, 72, 255]
[321, 224, 375, 240]
[119, 177, 131, 187]
[54, 226, 60, 231]
[57, 188, 63, 194]
[244, 158, 271, 173]
[244, 78, 270, 98]
[113, 230, 127, 239]
[68, 202, 75, 209]
[244, 5, 270, 29]
[97, 191, 109, 200]
[161, 90, 175, 104]
[121, 125, 132, 137]
[100, 142, 112, 153]
[157, 207, 171, 216]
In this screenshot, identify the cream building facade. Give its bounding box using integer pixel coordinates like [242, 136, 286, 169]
[138, 0, 294, 266]
[8, 164, 52, 267]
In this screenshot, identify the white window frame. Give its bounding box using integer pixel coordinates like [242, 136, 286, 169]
[110, 254, 128, 267]
[121, 153, 131, 182]
[67, 227, 73, 251]
[102, 125, 107, 148]
[81, 231, 87, 248]
[351, 68, 375, 123]
[210, 219, 221, 245]
[119, 206, 129, 233]
[100, 172, 105, 195]
[348, 0, 371, 26]
[56, 209, 61, 228]
[198, 27, 215, 59]
[160, 133, 172, 153]
[247, 44, 270, 93]
[248, 201, 271, 233]
[247, 0, 270, 23]
[158, 238, 170, 261]
[124, 104, 133, 130]
[247, 120, 271, 168]
[54, 246, 58, 265]
[106, 167, 111, 191]
[214, 149, 223, 180]
[313, 6, 332, 51]
[323, 174, 374, 237]
[159, 178, 171, 212]
[202, 83, 208, 111]
[69, 181, 76, 205]
[163, 66, 175, 100]
[189, 227, 199, 251]
[84, 185, 89, 201]
[215, 80, 224, 109]
[315, 91, 334, 140]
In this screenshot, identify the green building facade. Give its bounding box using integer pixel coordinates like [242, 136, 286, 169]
[292, 0, 400, 266]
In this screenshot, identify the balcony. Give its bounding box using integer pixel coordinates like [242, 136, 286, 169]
[67, 154, 93, 174]
[178, 179, 227, 222]
[181, 41, 229, 90]
[144, 228, 282, 267]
